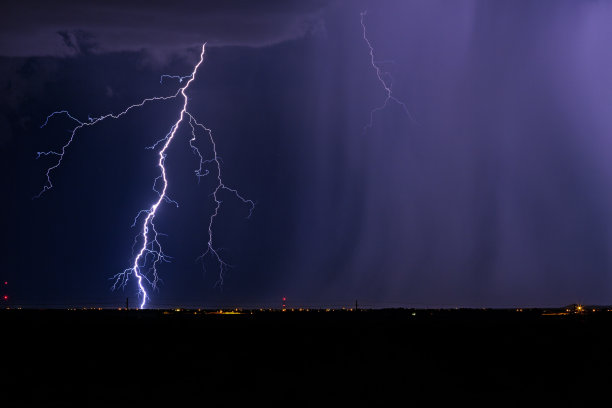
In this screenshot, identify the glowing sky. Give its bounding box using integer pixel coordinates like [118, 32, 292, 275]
[3, 0, 612, 308]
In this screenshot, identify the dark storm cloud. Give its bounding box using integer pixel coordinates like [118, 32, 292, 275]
[0, 0, 332, 57]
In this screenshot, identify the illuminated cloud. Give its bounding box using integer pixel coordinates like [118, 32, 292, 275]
[0, 0, 332, 57]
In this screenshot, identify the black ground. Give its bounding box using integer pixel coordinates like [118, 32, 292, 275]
[1, 308, 611, 405]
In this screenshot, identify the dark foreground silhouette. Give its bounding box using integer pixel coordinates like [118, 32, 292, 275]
[1, 308, 611, 405]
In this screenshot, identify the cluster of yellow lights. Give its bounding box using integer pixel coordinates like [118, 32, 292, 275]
[211, 309, 243, 315]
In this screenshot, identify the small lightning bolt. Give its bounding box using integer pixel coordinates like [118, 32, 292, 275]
[35, 43, 254, 308]
[159, 74, 192, 84]
[360, 10, 415, 133]
[186, 113, 255, 287]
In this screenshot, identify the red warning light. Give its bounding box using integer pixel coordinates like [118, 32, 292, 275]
[282, 297, 286, 302]
[3, 295, 7, 301]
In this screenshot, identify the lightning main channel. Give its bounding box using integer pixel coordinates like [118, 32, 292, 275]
[35, 43, 254, 308]
[360, 10, 415, 133]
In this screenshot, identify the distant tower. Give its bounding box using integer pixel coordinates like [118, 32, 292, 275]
[282, 297, 287, 311]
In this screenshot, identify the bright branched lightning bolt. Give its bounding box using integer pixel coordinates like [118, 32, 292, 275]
[360, 10, 415, 133]
[35, 43, 254, 308]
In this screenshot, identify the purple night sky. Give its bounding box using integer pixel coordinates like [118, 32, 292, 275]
[2, 0, 612, 308]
